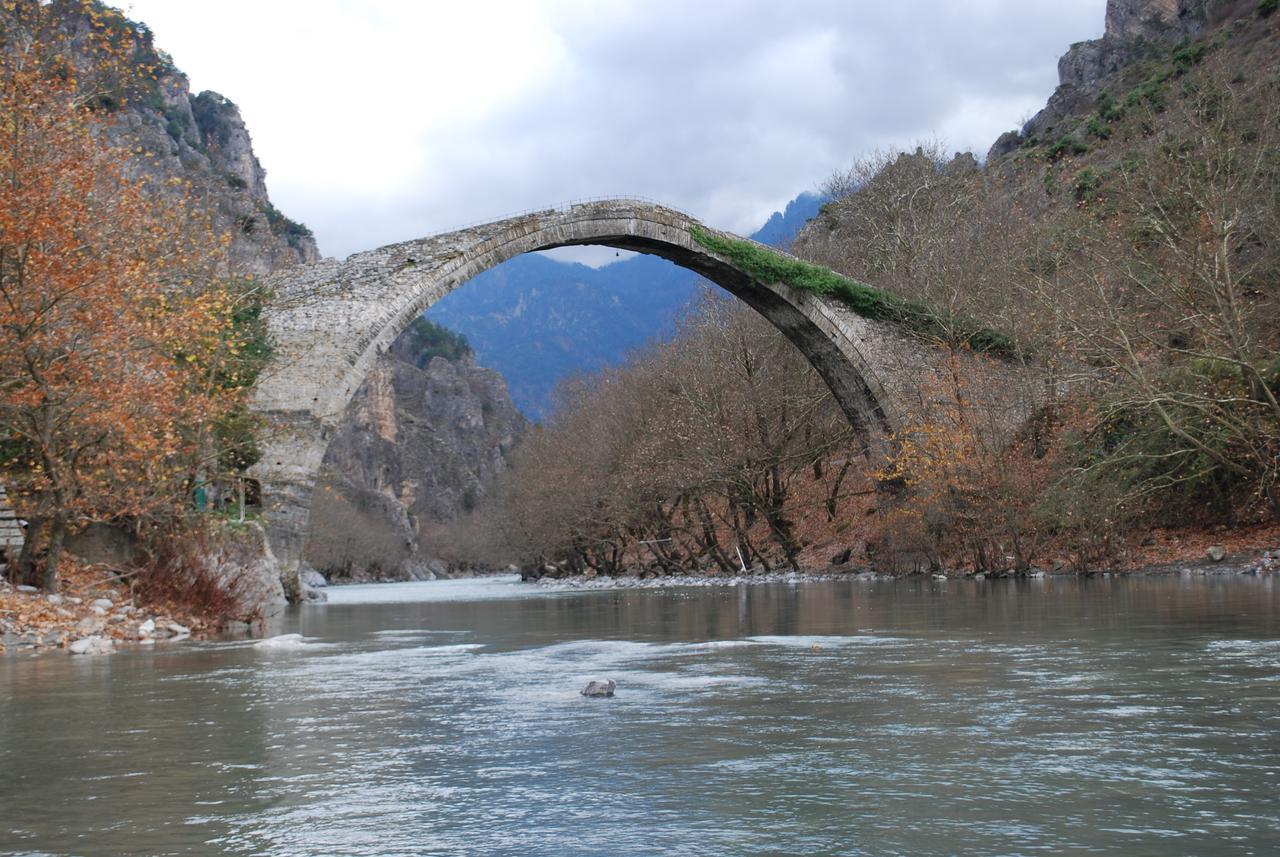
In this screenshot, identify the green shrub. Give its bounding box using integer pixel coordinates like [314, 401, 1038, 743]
[226, 174, 248, 190]
[259, 202, 313, 246]
[1087, 117, 1113, 140]
[1046, 135, 1088, 161]
[1259, 0, 1278, 17]
[1074, 167, 1103, 202]
[1097, 91, 1124, 122]
[1126, 74, 1169, 109]
[687, 226, 1017, 358]
[1171, 41, 1207, 74]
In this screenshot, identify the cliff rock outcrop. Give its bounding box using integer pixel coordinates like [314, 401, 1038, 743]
[994, 0, 1216, 160]
[306, 323, 526, 581]
[108, 75, 320, 275]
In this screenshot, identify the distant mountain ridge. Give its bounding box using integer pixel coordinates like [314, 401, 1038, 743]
[426, 192, 824, 419]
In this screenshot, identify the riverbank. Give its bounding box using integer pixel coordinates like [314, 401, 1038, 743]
[532, 545, 1280, 591]
[0, 560, 198, 656]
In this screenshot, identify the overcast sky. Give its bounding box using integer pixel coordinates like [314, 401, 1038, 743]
[124, 1, 1105, 261]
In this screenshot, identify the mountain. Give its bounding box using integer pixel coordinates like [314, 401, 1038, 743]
[426, 192, 824, 420]
[748, 192, 826, 248]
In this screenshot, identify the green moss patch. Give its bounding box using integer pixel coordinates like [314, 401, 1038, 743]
[688, 226, 1016, 358]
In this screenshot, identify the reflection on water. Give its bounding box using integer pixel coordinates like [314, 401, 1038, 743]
[2, 575, 1279, 856]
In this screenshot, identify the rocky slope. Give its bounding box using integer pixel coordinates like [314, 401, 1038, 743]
[46, 3, 322, 274]
[306, 321, 527, 581]
[109, 69, 320, 275]
[988, 0, 1252, 161]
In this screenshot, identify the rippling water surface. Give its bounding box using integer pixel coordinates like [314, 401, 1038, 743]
[2, 575, 1279, 856]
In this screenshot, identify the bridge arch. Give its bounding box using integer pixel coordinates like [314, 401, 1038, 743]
[250, 199, 926, 597]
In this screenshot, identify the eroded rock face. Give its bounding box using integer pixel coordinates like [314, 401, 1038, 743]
[995, 0, 1212, 160]
[305, 349, 526, 582]
[102, 66, 319, 276]
[1105, 0, 1206, 43]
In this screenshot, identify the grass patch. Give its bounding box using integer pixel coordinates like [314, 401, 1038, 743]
[688, 226, 1016, 358]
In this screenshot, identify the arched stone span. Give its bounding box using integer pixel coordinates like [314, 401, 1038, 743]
[250, 199, 931, 597]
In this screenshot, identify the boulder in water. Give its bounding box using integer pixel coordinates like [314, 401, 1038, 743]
[300, 567, 327, 589]
[302, 584, 328, 604]
[69, 636, 115, 656]
[580, 679, 616, 698]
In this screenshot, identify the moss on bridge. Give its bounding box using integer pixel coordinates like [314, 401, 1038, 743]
[688, 226, 1015, 358]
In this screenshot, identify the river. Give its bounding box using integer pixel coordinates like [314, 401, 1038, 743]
[1, 575, 1278, 856]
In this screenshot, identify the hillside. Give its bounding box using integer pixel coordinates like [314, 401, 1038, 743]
[786, 0, 1280, 569]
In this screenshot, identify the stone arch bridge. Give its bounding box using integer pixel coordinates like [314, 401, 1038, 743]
[250, 198, 955, 598]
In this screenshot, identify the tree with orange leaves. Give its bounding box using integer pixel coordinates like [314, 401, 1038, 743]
[0, 1, 245, 591]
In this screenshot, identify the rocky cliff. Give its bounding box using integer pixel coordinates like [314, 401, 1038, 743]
[305, 321, 527, 581]
[53, 4, 322, 274]
[110, 74, 320, 275]
[989, 0, 1233, 161]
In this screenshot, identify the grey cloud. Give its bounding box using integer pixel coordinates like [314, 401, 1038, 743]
[292, 0, 1103, 258]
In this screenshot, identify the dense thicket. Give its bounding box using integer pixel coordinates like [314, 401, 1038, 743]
[797, 53, 1280, 569]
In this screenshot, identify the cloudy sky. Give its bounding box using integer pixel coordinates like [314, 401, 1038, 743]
[125, 1, 1105, 261]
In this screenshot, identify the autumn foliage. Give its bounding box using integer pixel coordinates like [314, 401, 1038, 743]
[0, 1, 251, 591]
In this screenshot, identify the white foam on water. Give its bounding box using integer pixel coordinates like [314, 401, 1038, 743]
[417, 643, 486, 655]
[684, 640, 762, 651]
[253, 634, 311, 650]
[322, 575, 558, 605]
[1205, 639, 1280, 654]
[1096, 705, 1164, 718]
[746, 635, 905, 648]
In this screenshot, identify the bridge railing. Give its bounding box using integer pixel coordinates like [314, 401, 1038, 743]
[431, 195, 700, 236]
[430, 195, 809, 263]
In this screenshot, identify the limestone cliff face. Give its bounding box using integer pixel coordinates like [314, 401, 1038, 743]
[305, 343, 527, 581]
[108, 73, 320, 275]
[47, 4, 320, 274]
[991, 0, 1216, 160]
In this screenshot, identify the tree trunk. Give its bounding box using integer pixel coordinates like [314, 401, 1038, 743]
[42, 513, 66, 593]
[14, 516, 43, 587]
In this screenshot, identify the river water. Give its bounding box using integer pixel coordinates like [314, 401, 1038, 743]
[2, 575, 1278, 856]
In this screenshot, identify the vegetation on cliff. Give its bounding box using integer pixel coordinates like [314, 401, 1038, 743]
[0, 1, 290, 599]
[796, 13, 1280, 569]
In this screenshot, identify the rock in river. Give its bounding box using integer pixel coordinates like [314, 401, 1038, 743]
[581, 680, 616, 698]
[69, 636, 115, 656]
[300, 567, 328, 589]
